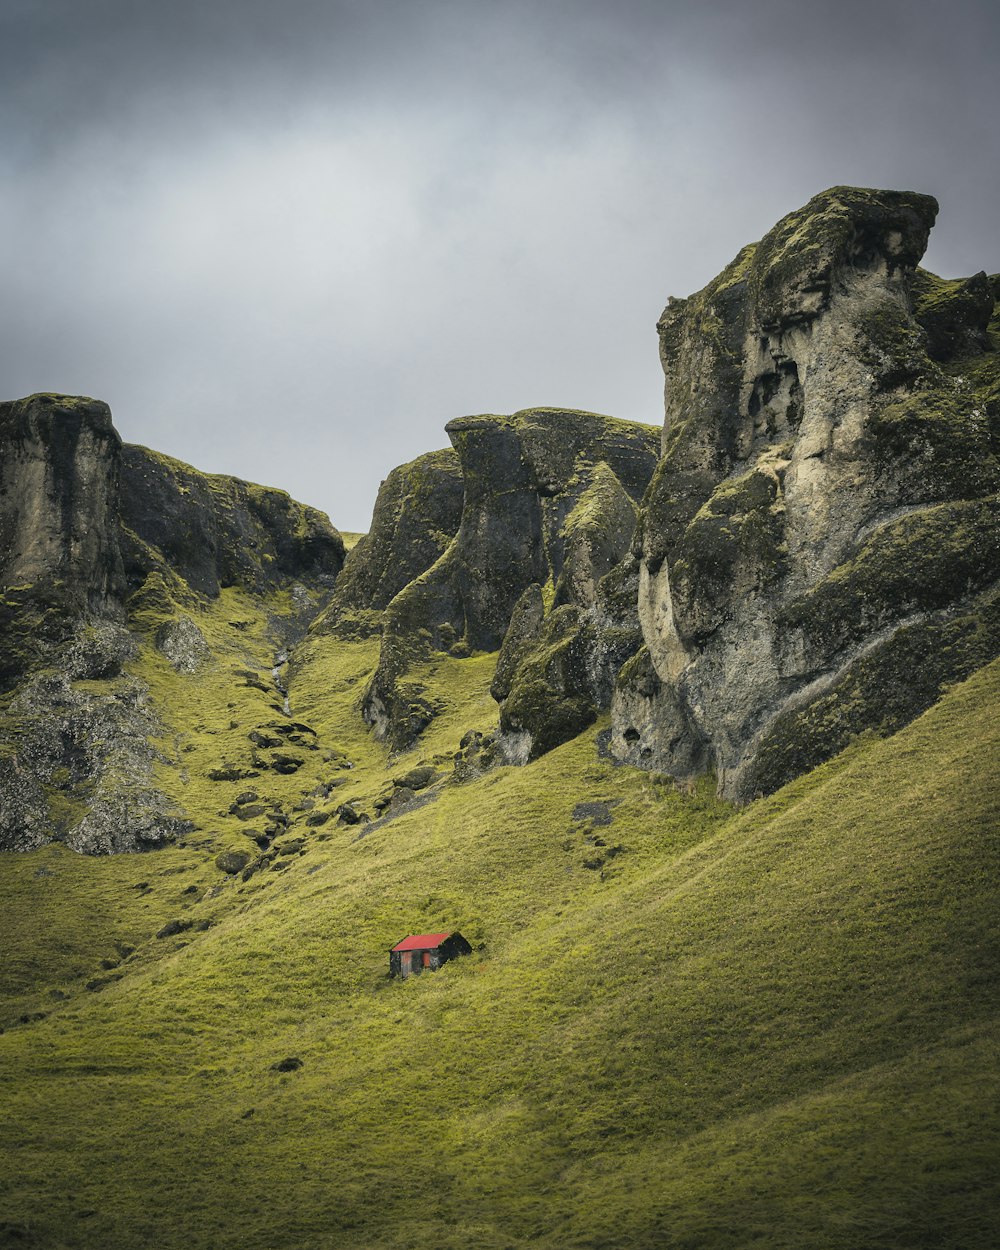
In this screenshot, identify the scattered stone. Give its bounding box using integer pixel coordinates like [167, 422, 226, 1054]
[269, 754, 304, 775]
[233, 668, 270, 692]
[392, 765, 437, 791]
[157, 918, 194, 939]
[231, 804, 266, 821]
[276, 838, 305, 857]
[215, 850, 252, 875]
[304, 811, 330, 827]
[270, 1056, 303, 1072]
[337, 802, 362, 825]
[572, 801, 616, 827]
[208, 766, 260, 783]
[582, 844, 624, 871]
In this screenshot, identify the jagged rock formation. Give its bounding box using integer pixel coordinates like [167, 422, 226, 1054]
[611, 187, 1000, 799]
[119, 446, 343, 601]
[358, 408, 658, 750]
[491, 466, 648, 762]
[0, 394, 345, 852]
[313, 447, 464, 638]
[4, 185, 998, 852]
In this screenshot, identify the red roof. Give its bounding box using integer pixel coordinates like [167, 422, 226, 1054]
[391, 932, 452, 952]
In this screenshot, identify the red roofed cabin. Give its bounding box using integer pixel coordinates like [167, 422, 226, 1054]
[390, 931, 472, 979]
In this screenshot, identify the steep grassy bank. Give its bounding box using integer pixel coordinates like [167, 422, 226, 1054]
[1, 653, 998, 1248]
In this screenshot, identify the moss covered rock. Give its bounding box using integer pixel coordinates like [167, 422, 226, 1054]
[0, 394, 348, 855]
[616, 186, 1000, 800]
[119, 445, 344, 599]
[363, 408, 658, 751]
[314, 448, 463, 636]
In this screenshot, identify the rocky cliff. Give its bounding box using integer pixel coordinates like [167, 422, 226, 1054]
[0, 395, 127, 689]
[2, 185, 997, 857]
[0, 396, 344, 852]
[314, 447, 465, 639]
[355, 408, 659, 752]
[610, 187, 1000, 799]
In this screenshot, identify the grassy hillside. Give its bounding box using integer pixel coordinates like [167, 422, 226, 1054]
[1, 645, 998, 1248]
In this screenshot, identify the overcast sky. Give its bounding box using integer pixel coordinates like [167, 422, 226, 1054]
[2, 0, 998, 530]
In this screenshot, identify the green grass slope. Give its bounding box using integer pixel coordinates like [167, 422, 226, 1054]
[1, 657, 998, 1249]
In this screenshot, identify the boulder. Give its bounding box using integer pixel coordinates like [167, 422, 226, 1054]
[215, 849, 252, 875]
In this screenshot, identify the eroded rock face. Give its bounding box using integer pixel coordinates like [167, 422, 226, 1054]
[314, 447, 463, 637]
[120, 445, 344, 599]
[362, 408, 659, 750]
[0, 394, 346, 853]
[612, 186, 1000, 799]
[0, 395, 127, 689]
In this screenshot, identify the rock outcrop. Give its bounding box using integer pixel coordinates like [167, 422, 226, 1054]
[0, 395, 345, 853]
[0, 395, 127, 689]
[358, 408, 659, 750]
[611, 187, 1000, 799]
[4, 186, 998, 849]
[313, 447, 464, 638]
[119, 445, 344, 600]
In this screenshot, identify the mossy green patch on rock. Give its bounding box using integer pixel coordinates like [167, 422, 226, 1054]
[747, 584, 1000, 798]
[314, 447, 463, 637]
[779, 496, 1000, 667]
[553, 461, 638, 610]
[911, 267, 994, 362]
[498, 605, 598, 760]
[746, 186, 937, 330]
[869, 379, 1000, 504]
[120, 444, 344, 599]
[670, 461, 788, 643]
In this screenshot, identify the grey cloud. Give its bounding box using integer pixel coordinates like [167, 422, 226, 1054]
[2, 0, 998, 529]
